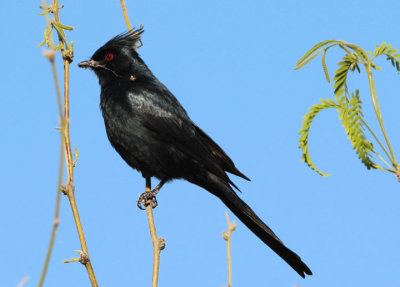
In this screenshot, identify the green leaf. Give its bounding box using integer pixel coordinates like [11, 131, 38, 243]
[378, 42, 386, 54]
[337, 91, 375, 169]
[56, 22, 74, 31]
[382, 44, 392, 54]
[299, 99, 340, 176]
[346, 43, 370, 63]
[295, 49, 323, 70]
[295, 40, 341, 69]
[322, 50, 330, 83]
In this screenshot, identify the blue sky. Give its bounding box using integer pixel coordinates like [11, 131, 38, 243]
[2, 0, 400, 286]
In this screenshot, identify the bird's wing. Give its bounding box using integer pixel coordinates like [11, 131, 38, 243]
[140, 111, 234, 184]
[193, 124, 250, 181]
[128, 85, 248, 186]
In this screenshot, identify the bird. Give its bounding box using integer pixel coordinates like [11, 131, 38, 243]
[78, 29, 312, 278]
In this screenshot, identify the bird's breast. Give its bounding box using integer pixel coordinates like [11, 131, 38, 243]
[100, 90, 184, 179]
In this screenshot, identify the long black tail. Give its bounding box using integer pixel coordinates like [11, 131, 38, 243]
[187, 172, 312, 278]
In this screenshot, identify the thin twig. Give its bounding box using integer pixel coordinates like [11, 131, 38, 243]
[63, 184, 97, 285]
[38, 136, 64, 287]
[119, 0, 141, 51]
[365, 64, 397, 166]
[37, 3, 65, 286]
[120, 0, 132, 31]
[145, 177, 165, 287]
[359, 117, 393, 168]
[222, 212, 236, 287]
[52, 1, 98, 285]
[118, 3, 162, 285]
[18, 276, 30, 287]
[60, 39, 98, 287]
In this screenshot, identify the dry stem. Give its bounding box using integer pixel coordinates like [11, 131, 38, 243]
[222, 212, 236, 287]
[37, 3, 64, 286]
[40, 1, 98, 286]
[145, 177, 165, 287]
[119, 3, 163, 286]
[120, 0, 133, 31]
[119, 0, 140, 51]
[18, 276, 30, 287]
[60, 35, 98, 287]
[37, 135, 64, 287]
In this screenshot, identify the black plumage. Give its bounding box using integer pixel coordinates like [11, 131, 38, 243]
[78, 29, 312, 278]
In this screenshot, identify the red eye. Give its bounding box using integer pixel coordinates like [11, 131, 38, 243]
[105, 53, 114, 61]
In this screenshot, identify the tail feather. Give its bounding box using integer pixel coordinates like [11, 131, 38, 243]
[188, 172, 312, 278]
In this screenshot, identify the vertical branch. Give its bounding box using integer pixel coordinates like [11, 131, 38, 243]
[223, 212, 236, 287]
[62, 58, 74, 183]
[118, 3, 163, 286]
[39, 1, 98, 286]
[38, 4, 64, 286]
[119, 0, 141, 51]
[119, 0, 132, 31]
[60, 60, 98, 283]
[38, 129, 64, 287]
[144, 178, 165, 287]
[57, 19, 99, 287]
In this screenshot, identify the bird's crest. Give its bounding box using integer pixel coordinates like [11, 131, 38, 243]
[105, 27, 144, 49]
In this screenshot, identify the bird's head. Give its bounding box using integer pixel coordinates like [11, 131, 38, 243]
[78, 28, 151, 86]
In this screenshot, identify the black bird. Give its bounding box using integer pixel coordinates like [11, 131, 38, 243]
[78, 29, 312, 278]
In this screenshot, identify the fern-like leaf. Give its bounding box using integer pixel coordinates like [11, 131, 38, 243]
[296, 40, 398, 179]
[295, 40, 340, 69]
[386, 52, 400, 72]
[346, 43, 371, 64]
[299, 99, 340, 176]
[373, 42, 400, 72]
[332, 53, 360, 101]
[337, 90, 375, 169]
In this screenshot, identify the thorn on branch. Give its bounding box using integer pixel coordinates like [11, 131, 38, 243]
[158, 237, 166, 250]
[60, 183, 74, 196]
[62, 49, 73, 63]
[63, 250, 90, 265]
[65, 52, 73, 63]
[79, 251, 90, 265]
[61, 184, 68, 195]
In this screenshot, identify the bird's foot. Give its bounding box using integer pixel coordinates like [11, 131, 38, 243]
[137, 190, 158, 210]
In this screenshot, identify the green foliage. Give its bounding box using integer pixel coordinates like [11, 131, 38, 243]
[299, 99, 338, 176]
[339, 91, 374, 169]
[296, 41, 400, 180]
[38, 4, 74, 52]
[372, 42, 400, 72]
[299, 92, 374, 176]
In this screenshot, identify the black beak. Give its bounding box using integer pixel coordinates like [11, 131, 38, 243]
[78, 59, 97, 69]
